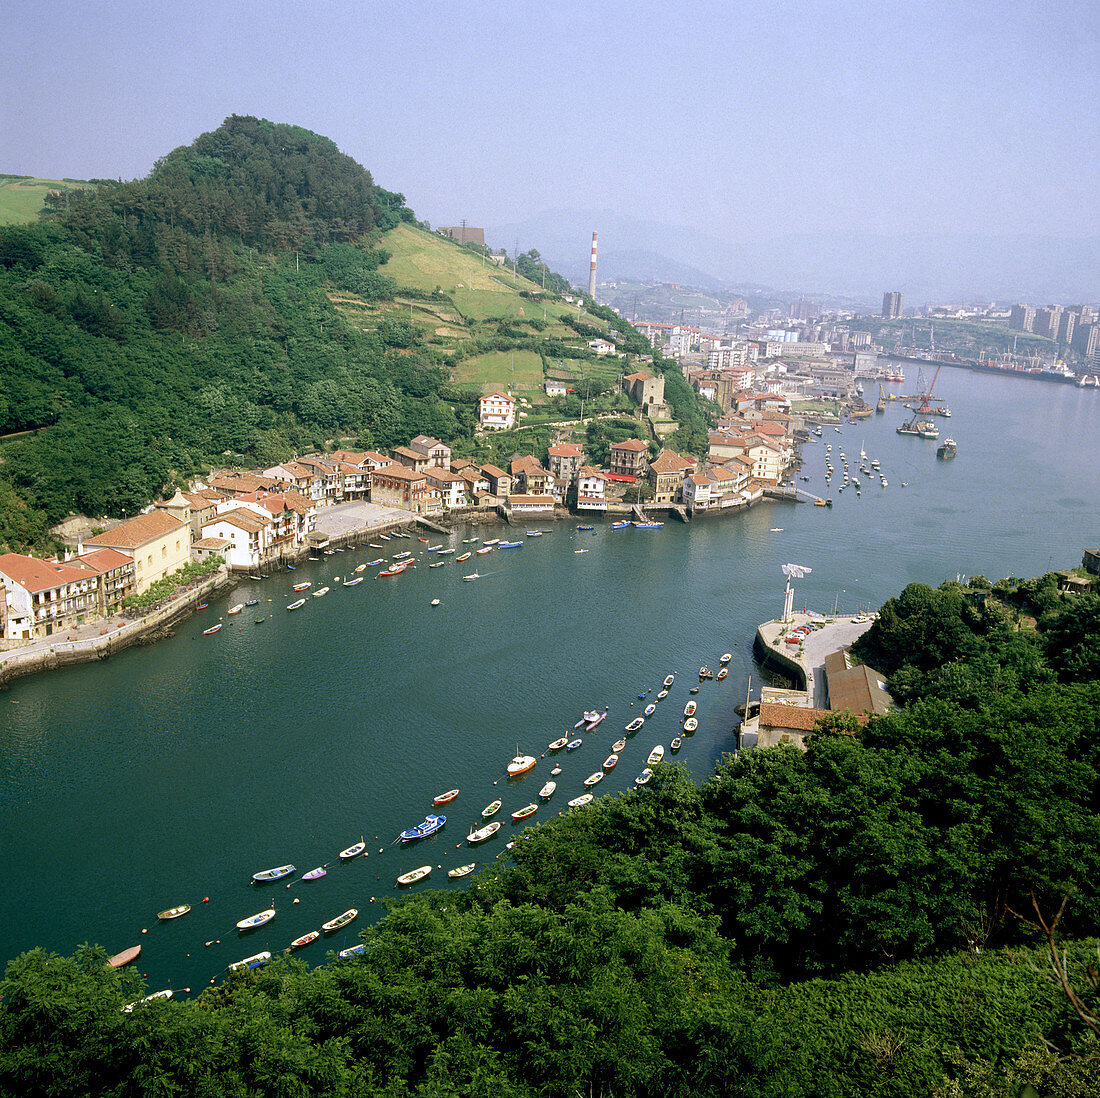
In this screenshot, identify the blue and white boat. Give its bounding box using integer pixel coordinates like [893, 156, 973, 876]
[498, 541, 522, 549]
[565, 739, 583, 751]
[229, 951, 271, 973]
[338, 944, 367, 958]
[610, 520, 630, 529]
[287, 598, 307, 611]
[236, 908, 276, 931]
[577, 524, 594, 531]
[633, 521, 664, 528]
[252, 864, 295, 883]
[399, 814, 446, 841]
[342, 577, 364, 587]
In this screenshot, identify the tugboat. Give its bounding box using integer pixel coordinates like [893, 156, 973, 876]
[937, 437, 957, 460]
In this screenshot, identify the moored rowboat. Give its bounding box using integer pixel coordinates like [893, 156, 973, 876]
[252, 864, 295, 883]
[236, 908, 276, 931]
[302, 866, 327, 881]
[482, 799, 502, 818]
[396, 865, 432, 886]
[202, 624, 222, 635]
[548, 737, 569, 751]
[683, 717, 698, 733]
[684, 701, 697, 717]
[538, 781, 557, 800]
[287, 931, 319, 951]
[467, 820, 502, 843]
[108, 945, 142, 968]
[612, 738, 627, 752]
[433, 788, 460, 805]
[511, 803, 538, 821]
[123, 989, 172, 1012]
[448, 863, 476, 878]
[647, 745, 665, 766]
[322, 909, 358, 932]
[625, 717, 644, 732]
[583, 771, 604, 787]
[567, 793, 594, 808]
[339, 838, 366, 859]
[157, 904, 191, 920]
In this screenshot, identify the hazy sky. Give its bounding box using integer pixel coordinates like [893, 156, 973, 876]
[4, 0, 1097, 244]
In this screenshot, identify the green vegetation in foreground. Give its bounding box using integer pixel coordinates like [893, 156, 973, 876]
[4, 579, 1100, 1096]
[0, 175, 87, 225]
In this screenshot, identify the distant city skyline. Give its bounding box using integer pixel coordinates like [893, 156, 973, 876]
[4, 0, 1097, 298]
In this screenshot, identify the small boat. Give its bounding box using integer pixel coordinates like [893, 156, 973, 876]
[567, 793, 594, 808]
[343, 577, 364, 587]
[245, 599, 259, 607]
[312, 586, 330, 597]
[584, 771, 604, 787]
[467, 821, 502, 843]
[338, 944, 367, 958]
[585, 712, 606, 731]
[507, 755, 537, 777]
[418, 536, 429, 543]
[647, 745, 665, 766]
[643, 704, 656, 718]
[482, 799, 502, 818]
[338, 839, 366, 859]
[236, 909, 276, 931]
[574, 548, 589, 554]
[431, 599, 441, 607]
[287, 598, 307, 610]
[370, 543, 384, 549]
[565, 739, 583, 751]
[463, 573, 480, 581]
[602, 754, 618, 771]
[157, 905, 191, 920]
[633, 521, 663, 528]
[610, 520, 630, 529]
[683, 717, 698, 733]
[716, 668, 728, 680]
[203, 624, 222, 635]
[195, 603, 208, 610]
[429, 562, 445, 568]
[396, 866, 432, 886]
[433, 788, 460, 805]
[575, 710, 600, 728]
[699, 666, 713, 679]
[378, 568, 404, 577]
[625, 717, 645, 733]
[499, 541, 522, 549]
[107, 945, 142, 968]
[656, 689, 668, 700]
[483, 539, 500, 546]
[689, 686, 699, 694]
[252, 864, 295, 883]
[670, 737, 682, 752]
[548, 737, 569, 750]
[367, 559, 384, 566]
[438, 548, 456, 555]
[476, 547, 493, 555]
[301, 866, 327, 881]
[394, 551, 413, 560]
[719, 653, 731, 665]
[684, 702, 697, 717]
[123, 989, 173, 1012]
[511, 803, 538, 821]
[635, 768, 653, 786]
[287, 931, 319, 951]
[426, 544, 443, 552]
[663, 674, 675, 688]
[456, 552, 472, 562]
[448, 863, 476, 878]
[462, 537, 478, 544]
[380, 534, 392, 540]
[525, 530, 544, 537]
[227, 604, 243, 615]
[322, 909, 358, 932]
[550, 765, 562, 776]
[355, 564, 366, 573]
[538, 781, 557, 800]
[399, 814, 446, 841]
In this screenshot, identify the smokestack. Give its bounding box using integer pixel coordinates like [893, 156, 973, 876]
[588, 231, 598, 298]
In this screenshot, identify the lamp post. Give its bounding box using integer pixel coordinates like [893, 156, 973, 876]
[833, 589, 845, 617]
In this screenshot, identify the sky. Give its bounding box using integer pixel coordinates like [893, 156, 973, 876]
[3, 0, 1097, 259]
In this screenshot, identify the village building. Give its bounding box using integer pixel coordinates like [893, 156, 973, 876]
[200, 508, 274, 571]
[392, 446, 430, 473]
[423, 467, 469, 510]
[587, 338, 616, 355]
[67, 547, 137, 615]
[510, 455, 555, 496]
[609, 439, 650, 480]
[408, 436, 452, 468]
[0, 553, 101, 640]
[505, 493, 556, 516]
[681, 470, 715, 512]
[547, 443, 584, 495]
[83, 511, 191, 595]
[648, 449, 696, 504]
[478, 392, 516, 430]
[479, 464, 512, 498]
[370, 464, 441, 514]
[575, 465, 608, 513]
[544, 379, 569, 397]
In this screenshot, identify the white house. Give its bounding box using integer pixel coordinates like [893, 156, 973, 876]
[200, 508, 274, 571]
[478, 392, 516, 430]
[424, 467, 469, 510]
[587, 338, 616, 355]
[575, 465, 607, 513]
[682, 471, 714, 512]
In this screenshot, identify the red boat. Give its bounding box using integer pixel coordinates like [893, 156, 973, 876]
[433, 788, 460, 805]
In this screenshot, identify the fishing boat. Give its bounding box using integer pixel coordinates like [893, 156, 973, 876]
[625, 717, 645, 733]
[482, 799, 502, 818]
[550, 765, 562, 776]
[476, 547, 493, 555]
[684, 701, 697, 717]
[433, 788, 460, 805]
[683, 717, 698, 733]
[716, 668, 728, 680]
[583, 771, 604, 787]
[302, 866, 327, 881]
[602, 753, 618, 771]
[462, 573, 480, 581]
[394, 550, 413, 560]
[574, 548, 589, 554]
[287, 598, 307, 610]
[575, 710, 600, 728]
[157, 904, 191, 920]
[396, 866, 432, 886]
[252, 864, 295, 883]
[338, 839, 366, 859]
[426, 544, 443, 552]
[647, 745, 665, 766]
[369, 543, 384, 549]
[538, 781, 557, 800]
[548, 737, 569, 750]
[366, 558, 384, 566]
[483, 539, 500, 546]
[937, 437, 957, 459]
[567, 793, 593, 808]
[610, 520, 631, 529]
[467, 821, 502, 843]
[511, 803, 538, 821]
[663, 674, 675, 688]
[338, 944, 367, 958]
[196, 603, 208, 610]
[378, 567, 404, 577]
[236, 909, 276, 931]
[507, 754, 537, 777]
[418, 536, 429, 543]
[439, 548, 455, 555]
[585, 711, 606, 731]
[107, 945, 142, 968]
[287, 931, 319, 951]
[202, 624, 222, 635]
[643, 704, 656, 718]
[499, 541, 522, 549]
[322, 909, 358, 932]
[429, 562, 445, 568]
[399, 814, 446, 841]
[635, 768, 653, 786]
[343, 577, 364, 587]
[227, 604, 243, 615]
[456, 552, 472, 562]
[312, 586, 330, 597]
[565, 739, 583, 751]
[612, 736, 627, 752]
[123, 989, 173, 1012]
[462, 537, 478, 543]
[380, 534, 392, 541]
[670, 737, 682, 752]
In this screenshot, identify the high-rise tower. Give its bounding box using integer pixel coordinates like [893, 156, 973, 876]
[588, 231, 598, 298]
[882, 291, 904, 319]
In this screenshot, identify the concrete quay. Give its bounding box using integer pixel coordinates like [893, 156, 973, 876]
[754, 612, 875, 708]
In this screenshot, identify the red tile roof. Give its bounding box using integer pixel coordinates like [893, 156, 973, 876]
[84, 511, 188, 550]
[0, 553, 93, 593]
[611, 439, 649, 453]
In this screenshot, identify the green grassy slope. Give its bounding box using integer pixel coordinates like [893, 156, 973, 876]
[0, 175, 85, 225]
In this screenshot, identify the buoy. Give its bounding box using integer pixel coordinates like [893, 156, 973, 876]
[293, 897, 300, 904]
[141, 928, 148, 934]
[210, 978, 215, 985]
[286, 883, 291, 888]
[378, 848, 383, 853]
[203, 897, 209, 904]
[183, 988, 190, 993]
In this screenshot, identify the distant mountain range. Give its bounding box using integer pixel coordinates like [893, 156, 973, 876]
[488, 209, 1100, 306]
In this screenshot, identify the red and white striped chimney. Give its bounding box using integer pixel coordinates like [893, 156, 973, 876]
[588, 231, 598, 298]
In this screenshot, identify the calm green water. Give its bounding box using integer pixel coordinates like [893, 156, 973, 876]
[1, 365, 1098, 994]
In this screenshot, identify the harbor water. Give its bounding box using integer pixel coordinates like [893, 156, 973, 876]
[1, 365, 1098, 994]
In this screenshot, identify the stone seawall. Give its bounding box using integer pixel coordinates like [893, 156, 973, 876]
[0, 570, 232, 688]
